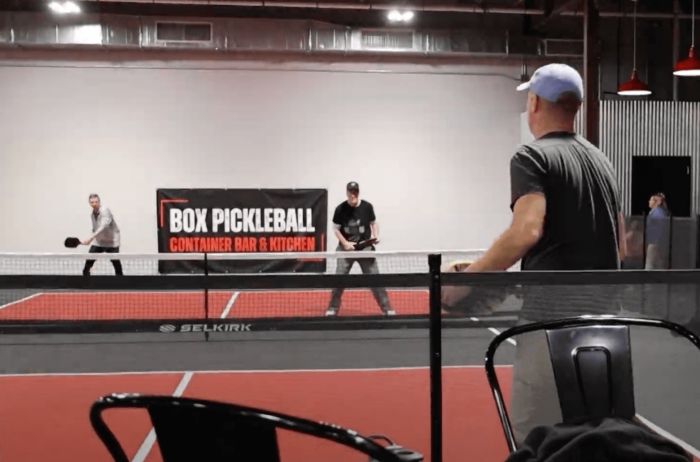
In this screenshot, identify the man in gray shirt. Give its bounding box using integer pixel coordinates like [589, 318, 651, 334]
[81, 194, 123, 276]
[442, 64, 625, 444]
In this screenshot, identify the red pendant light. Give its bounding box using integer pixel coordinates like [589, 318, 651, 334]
[674, 47, 700, 76]
[674, 0, 700, 76]
[619, 1, 651, 96]
[619, 69, 652, 95]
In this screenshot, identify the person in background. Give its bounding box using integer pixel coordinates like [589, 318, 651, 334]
[642, 193, 700, 336]
[441, 63, 625, 444]
[81, 194, 123, 276]
[645, 192, 670, 269]
[325, 182, 395, 316]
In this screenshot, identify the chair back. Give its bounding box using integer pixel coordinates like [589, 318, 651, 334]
[546, 324, 635, 424]
[148, 402, 282, 462]
[484, 316, 700, 453]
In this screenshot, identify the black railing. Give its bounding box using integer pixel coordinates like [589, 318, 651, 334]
[2, 255, 700, 462]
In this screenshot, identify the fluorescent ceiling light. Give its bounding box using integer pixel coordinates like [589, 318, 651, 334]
[388, 10, 414, 22]
[49, 1, 81, 14]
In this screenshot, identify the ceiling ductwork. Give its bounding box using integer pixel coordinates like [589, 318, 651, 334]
[0, 11, 586, 58]
[69, 0, 699, 20]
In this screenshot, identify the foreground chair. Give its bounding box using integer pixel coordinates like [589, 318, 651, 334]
[484, 315, 700, 453]
[91, 393, 419, 462]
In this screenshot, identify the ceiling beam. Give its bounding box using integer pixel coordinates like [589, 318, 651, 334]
[533, 0, 584, 30]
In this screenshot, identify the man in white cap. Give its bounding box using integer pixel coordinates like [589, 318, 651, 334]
[442, 64, 626, 443]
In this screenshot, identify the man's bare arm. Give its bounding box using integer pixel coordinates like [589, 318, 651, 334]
[370, 222, 380, 241]
[466, 193, 546, 273]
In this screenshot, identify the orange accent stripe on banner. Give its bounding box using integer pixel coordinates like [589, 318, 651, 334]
[159, 199, 189, 228]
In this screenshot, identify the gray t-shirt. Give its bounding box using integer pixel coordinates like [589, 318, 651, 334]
[92, 206, 121, 248]
[510, 131, 622, 321]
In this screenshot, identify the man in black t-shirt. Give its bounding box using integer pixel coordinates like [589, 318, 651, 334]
[326, 182, 395, 316]
[442, 64, 626, 443]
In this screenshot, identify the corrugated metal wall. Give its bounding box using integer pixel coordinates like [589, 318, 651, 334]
[520, 102, 700, 215]
[597, 101, 700, 215]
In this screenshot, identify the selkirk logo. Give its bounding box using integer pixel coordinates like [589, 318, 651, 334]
[159, 323, 252, 333]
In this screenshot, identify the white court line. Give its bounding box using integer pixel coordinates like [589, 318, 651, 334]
[470, 317, 517, 345]
[130, 371, 193, 462]
[635, 414, 700, 458]
[0, 364, 513, 379]
[0, 293, 44, 310]
[480, 321, 700, 458]
[220, 292, 240, 319]
[28, 291, 218, 295]
[22, 289, 422, 296]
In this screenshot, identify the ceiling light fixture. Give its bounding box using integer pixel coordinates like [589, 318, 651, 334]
[618, 0, 651, 96]
[387, 10, 414, 22]
[673, 0, 700, 76]
[49, 1, 81, 14]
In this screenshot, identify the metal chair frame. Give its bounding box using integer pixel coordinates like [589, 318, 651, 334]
[484, 315, 700, 453]
[90, 393, 406, 462]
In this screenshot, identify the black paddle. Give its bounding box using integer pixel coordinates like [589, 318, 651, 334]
[440, 260, 514, 315]
[354, 237, 378, 250]
[64, 237, 81, 248]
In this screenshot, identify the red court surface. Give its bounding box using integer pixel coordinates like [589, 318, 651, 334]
[0, 290, 427, 320]
[0, 367, 514, 462]
[0, 373, 183, 462]
[233, 290, 428, 318]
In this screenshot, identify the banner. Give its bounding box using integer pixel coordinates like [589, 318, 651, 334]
[157, 189, 328, 274]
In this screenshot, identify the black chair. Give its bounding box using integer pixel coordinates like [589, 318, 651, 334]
[484, 315, 700, 453]
[90, 393, 422, 462]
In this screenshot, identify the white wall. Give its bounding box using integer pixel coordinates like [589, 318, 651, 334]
[0, 57, 527, 253]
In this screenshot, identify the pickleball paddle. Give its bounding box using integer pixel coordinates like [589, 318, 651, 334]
[64, 237, 81, 248]
[442, 259, 473, 272]
[440, 259, 512, 315]
[354, 238, 378, 250]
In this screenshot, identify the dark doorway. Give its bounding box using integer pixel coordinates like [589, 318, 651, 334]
[631, 156, 692, 217]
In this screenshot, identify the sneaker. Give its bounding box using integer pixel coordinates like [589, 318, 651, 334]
[386, 310, 396, 316]
[325, 309, 337, 317]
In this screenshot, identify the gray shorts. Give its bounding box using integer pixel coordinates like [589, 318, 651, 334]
[509, 317, 562, 445]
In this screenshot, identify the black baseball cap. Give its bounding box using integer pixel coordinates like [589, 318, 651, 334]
[347, 182, 359, 192]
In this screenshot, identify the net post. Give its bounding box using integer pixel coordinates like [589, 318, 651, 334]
[642, 213, 648, 312]
[664, 215, 673, 319]
[428, 253, 442, 462]
[204, 252, 209, 342]
[696, 214, 700, 269]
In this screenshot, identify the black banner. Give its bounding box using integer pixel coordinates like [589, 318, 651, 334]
[157, 189, 328, 274]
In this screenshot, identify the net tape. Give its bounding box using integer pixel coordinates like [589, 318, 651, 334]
[0, 250, 497, 276]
